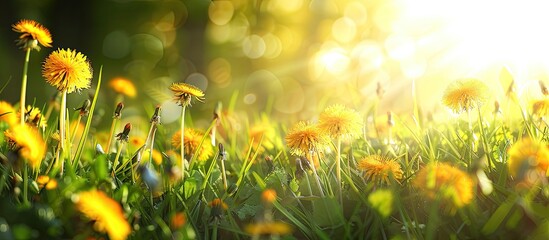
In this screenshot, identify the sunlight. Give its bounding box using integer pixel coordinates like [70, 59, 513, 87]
[400, 0, 549, 74]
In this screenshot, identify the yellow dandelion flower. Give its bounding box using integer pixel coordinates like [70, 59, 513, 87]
[358, 155, 403, 184]
[261, 189, 277, 204]
[245, 222, 293, 236]
[12, 19, 52, 50]
[143, 149, 163, 165]
[19, 105, 47, 129]
[109, 77, 137, 98]
[318, 104, 363, 139]
[76, 190, 131, 240]
[4, 124, 46, 169]
[171, 128, 213, 163]
[170, 212, 186, 229]
[442, 78, 489, 114]
[169, 82, 204, 107]
[249, 121, 277, 152]
[532, 99, 549, 117]
[0, 101, 18, 126]
[129, 136, 145, 148]
[42, 48, 93, 93]
[285, 121, 328, 156]
[209, 198, 228, 210]
[507, 138, 549, 183]
[37, 176, 57, 190]
[413, 162, 474, 214]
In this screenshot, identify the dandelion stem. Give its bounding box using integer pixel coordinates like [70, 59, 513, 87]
[70, 114, 82, 146]
[113, 141, 125, 174]
[336, 137, 342, 184]
[180, 105, 187, 181]
[22, 162, 29, 206]
[19, 48, 31, 126]
[59, 90, 68, 175]
[306, 152, 325, 197]
[106, 118, 119, 154]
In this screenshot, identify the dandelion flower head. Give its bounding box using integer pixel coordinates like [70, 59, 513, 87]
[19, 105, 47, 129]
[75, 190, 131, 240]
[318, 104, 363, 139]
[442, 78, 489, 114]
[171, 128, 213, 163]
[42, 48, 93, 93]
[532, 99, 549, 117]
[358, 155, 403, 184]
[0, 101, 18, 126]
[109, 77, 137, 98]
[245, 222, 293, 236]
[12, 19, 52, 50]
[507, 138, 549, 182]
[285, 121, 328, 156]
[4, 124, 46, 169]
[169, 82, 204, 107]
[413, 162, 474, 214]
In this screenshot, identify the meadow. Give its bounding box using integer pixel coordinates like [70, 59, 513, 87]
[2, 18, 549, 240]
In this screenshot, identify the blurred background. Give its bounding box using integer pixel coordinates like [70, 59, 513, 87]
[2, 0, 549, 125]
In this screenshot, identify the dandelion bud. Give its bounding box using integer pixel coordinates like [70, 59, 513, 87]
[376, 82, 385, 99]
[115, 123, 132, 142]
[218, 143, 226, 159]
[213, 101, 222, 122]
[537, 80, 549, 96]
[494, 101, 501, 114]
[113, 102, 124, 119]
[387, 111, 394, 127]
[75, 99, 91, 116]
[150, 105, 161, 124]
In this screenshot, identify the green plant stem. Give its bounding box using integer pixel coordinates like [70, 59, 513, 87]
[113, 141, 125, 174]
[23, 163, 29, 207]
[336, 137, 342, 184]
[106, 118, 119, 154]
[220, 156, 228, 190]
[19, 48, 31, 126]
[306, 152, 325, 197]
[70, 115, 82, 146]
[59, 90, 68, 175]
[180, 105, 187, 182]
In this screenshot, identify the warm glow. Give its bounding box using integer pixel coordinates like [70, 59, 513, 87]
[399, 0, 549, 76]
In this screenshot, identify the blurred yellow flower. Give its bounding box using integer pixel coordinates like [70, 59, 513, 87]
[109, 77, 137, 98]
[208, 198, 228, 210]
[531, 99, 549, 117]
[358, 155, 403, 184]
[169, 82, 204, 107]
[413, 162, 474, 214]
[245, 221, 293, 236]
[76, 190, 131, 240]
[285, 121, 328, 156]
[12, 19, 52, 50]
[318, 104, 363, 139]
[42, 48, 93, 93]
[19, 105, 47, 129]
[171, 128, 213, 163]
[36, 175, 57, 190]
[170, 212, 186, 229]
[507, 138, 549, 182]
[0, 101, 18, 126]
[4, 124, 46, 169]
[249, 120, 277, 152]
[442, 78, 489, 114]
[261, 188, 277, 204]
[143, 149, 163, 165]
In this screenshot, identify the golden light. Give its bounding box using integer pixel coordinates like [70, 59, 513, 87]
[399, 0, 549, 69]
